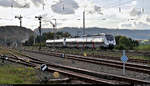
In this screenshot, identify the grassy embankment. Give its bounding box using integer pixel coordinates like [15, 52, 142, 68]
[0, 64, 38, 84]
[0, 47, 39, 84]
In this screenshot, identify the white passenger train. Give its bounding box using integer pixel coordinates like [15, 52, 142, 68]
[46, 33, 116, 49]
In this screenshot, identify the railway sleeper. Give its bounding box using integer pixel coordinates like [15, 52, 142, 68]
[46, 63, 150, 85]
[18, 49, 150, 84]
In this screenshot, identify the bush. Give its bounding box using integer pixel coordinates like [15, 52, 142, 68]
[33, 43, 46, 47]
[115, 35, 139, 50]
[24, 31, 71, 47]
[115, 45, 126, 50]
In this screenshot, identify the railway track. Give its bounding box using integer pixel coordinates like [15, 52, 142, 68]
[23, 47, 150, 64]
[1, 55, 128, 85]
[5, 49, 150, 85]
[21, 49, 150, 75]
[65, 51, 150, 64]
[92, 54, 150, 64]
[85, 50, 150, 64]
[1, 52, 128, 85]
[109, 50, 150, 57]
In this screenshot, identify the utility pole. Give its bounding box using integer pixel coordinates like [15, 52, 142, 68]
[34, 36, 36, 45]
[53, 19, 57, 49]
[43, 3, 45, 10]
[83, 10, 85, 36]
[49, 19, 57, 48]
[15, 15, 23, 27]
[49, 19, 57, 39]
[35, 16, 42, 50]
[53, 19, 57, 40]
[83, 9, 87, 49]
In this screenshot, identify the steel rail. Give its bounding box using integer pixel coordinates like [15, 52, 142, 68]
[7, 50, 150, 85]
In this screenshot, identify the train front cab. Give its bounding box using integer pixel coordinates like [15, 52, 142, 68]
[104, 35, 116, 49]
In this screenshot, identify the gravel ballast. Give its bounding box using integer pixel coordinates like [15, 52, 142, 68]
[21, 50, 150, 81]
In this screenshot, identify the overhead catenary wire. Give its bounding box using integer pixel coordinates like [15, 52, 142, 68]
[42, 0, 47, 10]
[0, 0, 147, 29]
[108, 0, 136, 8]
[1, 0, 134, 21]
[96, 0, 137, 14]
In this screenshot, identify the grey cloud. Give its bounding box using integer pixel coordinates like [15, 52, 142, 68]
[137, 0, 150, 10]
[94, 5, 103, 14]
[136, 22, 150, 29]
[121, 21, 150, 29]
[0, 0, 12, 7]
[130, 8, 142, 16]
[13, 2, 30, 8]
[85, 5, 103, 15]
[0, 0, 30, 8]
[0, 0, 44, 8]
[146, 17, 150, 22]
[51, 0, 79, 14]
[31, 0, 43, 6]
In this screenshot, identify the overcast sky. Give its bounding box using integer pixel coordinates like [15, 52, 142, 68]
[0, 0, 149, 30]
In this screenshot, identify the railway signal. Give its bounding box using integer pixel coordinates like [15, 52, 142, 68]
[35, 16, 42, 50]
[121, 50, 128, 75]
[49, 18, 57, 48]
[15, 15, 23, 27]
[83, 10, 85, 35]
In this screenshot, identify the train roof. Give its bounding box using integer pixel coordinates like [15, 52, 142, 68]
[46, 37, 104, 43]
[46, 33, 114, 43]
[46, 39, 64, 43]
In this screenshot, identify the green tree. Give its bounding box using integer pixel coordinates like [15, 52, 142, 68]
[115, 35, 139, 50]
[63, 32, 71, 38]
[35, 31, 71, 44]
[24, 31, 72, 46]
[24, 35, 35, 46]
[115, 35, 122, 45]
[119, 36, 131, 49]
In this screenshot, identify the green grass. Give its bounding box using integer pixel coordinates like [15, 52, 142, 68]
[135, 44, 150, 50]
[0, 47, 11, 55]
[51, 48, 150, 61]
[0, 63, 38, 84]
[23, 46, 150, 61]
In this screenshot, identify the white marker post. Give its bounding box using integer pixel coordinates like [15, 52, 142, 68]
[123, 62, 125, 75]
[121, 50, 128, 75]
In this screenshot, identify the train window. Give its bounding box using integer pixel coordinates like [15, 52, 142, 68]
[105, 35, 114, 41]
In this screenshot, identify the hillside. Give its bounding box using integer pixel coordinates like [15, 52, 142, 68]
[34, 27, 150, 40]
[0, 26, 35, 45]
